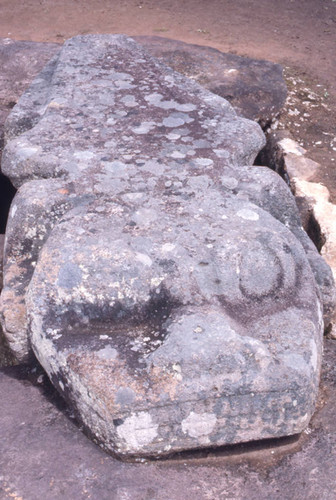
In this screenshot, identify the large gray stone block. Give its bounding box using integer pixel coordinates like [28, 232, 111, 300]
[27, 193, 323, 458]
[0, 34, 265, 362]
[0, 35, 331, 457]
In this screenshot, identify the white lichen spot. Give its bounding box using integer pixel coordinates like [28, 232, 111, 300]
[310, 339, 318, 371]
[172, 363, 181, 373]
[48, 101, 62, 109]
[214, 149, 230, 158]
[181, 411, 217, 440]
[162, 116, 185, 128]
[26, 227, 36, 239]
[133, 208, 158, 224]
[166, 133, 181, 140]
[170, 151, 186, 159]
[161, 243, 176, 253]
[96, 346, 118, 360]
[19, 146, 40, 159]
[221, 176, 239, 190]
[11, 205, 17, 218]
[135, 252, 152, 267]
[150, 277, 164, 287]
[195, 158, 213, 167]
[73, 150, 95, 160]
[120, 95, 138, 107]
[132, 121, 156, 134]
[237, 209, 259, 221]
[116, 412, 158, 450]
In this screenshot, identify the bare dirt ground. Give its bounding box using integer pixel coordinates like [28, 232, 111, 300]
[1, 1, 336, 498]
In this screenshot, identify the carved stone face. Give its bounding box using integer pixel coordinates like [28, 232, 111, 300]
[0, 34, 330, 458]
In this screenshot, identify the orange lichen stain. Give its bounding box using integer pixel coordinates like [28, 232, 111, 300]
[150, 365, 179, 401]
[3, 485, 23, 500]
[66, 351, 179, 415]
[57, 188, 69, 194]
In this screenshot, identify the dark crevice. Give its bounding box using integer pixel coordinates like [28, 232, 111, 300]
[254, 131, 325, 253]
[295, 195, 326, 252]
[306, 211, 326, 253]
[0, 171, 16, 233]
[254, 131, 291, 185]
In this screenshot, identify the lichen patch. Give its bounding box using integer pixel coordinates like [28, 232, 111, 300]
[116, 412, 158, 449]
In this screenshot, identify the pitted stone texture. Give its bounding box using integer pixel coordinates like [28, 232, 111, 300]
[0, 35, 328, 456]
[1, 36, 264, 190]
[0, 234, 14, 367]
[255, 131, 336, 328]
[135, 36, 287, 127]
[0, 38, 60, 161]
[0, 34, 265, 362]
[27, 193, 323, 458]
[227, 165, 336, 328]
[0, 38, 60, 110]
[0, 179, 88, 361]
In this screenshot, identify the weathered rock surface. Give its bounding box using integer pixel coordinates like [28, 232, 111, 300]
[0, 38, 60, 233]
[256, 131, 336, 329]
[0, 233, 15, 367]
[0, 34, 331, 457]
[0, 38, 60, 157]
[135, 36, 287, 127]
[27, 192, 323, 457]
[0, 323, 15, 368]
[1, 34, 265, 362]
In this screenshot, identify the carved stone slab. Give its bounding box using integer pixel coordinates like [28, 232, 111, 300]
[0, 35, 328, 458]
